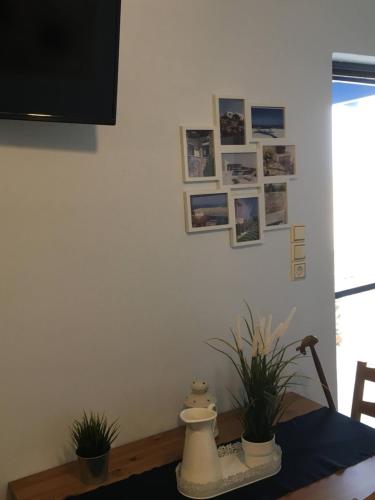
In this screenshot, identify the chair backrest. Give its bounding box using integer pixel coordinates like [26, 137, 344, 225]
[351, 361, 375, 421]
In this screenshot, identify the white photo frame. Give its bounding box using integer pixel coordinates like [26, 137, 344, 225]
[263, 181, 290, 231]
[180, 126, 218, 182]
[184, 190, 231, 233]
[214, 95, 250, 149]
[230, 191, 264, 247]
[262, 144, 297, 179]
[250, 105, 286, 140]
[220, 146, 259, 189]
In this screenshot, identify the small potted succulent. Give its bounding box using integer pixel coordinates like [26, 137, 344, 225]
[71, 411, 119, 485]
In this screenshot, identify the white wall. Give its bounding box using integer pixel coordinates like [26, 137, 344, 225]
[1, 1, 375, 497]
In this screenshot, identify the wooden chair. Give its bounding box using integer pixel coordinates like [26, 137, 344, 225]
[351, 361, 375, 421]
[296, 335, 336, 410]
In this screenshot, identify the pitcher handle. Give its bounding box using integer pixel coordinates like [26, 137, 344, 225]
[208, 403, 217, 434]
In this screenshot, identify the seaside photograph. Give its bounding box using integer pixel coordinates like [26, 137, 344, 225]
[190, 192, 229, 228]
[218, 98, 245, 145]
[185, 129, 215, 178]
[263, 145, 296, 176]
[251, 106, 285, 138]
[221, 152, 257, 186]
[264, 182, 288, 227]
[234, 196, 260, 243]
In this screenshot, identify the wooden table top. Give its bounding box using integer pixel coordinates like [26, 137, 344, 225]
[8, 392, 375, 500]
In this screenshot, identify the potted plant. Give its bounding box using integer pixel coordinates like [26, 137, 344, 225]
[207, 304, 302, 468]
[71, 411, 119, 485]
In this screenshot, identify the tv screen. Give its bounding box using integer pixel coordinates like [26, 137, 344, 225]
[0, 0, 121, 125]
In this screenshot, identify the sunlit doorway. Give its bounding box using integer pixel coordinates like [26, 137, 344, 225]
[332, 56, 375, 425]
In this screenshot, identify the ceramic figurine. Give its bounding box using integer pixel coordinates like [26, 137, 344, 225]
[184, 378, 219, 437]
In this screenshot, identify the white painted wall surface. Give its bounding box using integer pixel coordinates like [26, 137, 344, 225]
[1, 0, 375, 497]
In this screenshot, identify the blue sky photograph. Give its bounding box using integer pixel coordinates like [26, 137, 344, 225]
[236, 197, 258, 220]
[191, 193, 227, 210]
[251, 106, 284, 128]
[219, 98, 244, 116]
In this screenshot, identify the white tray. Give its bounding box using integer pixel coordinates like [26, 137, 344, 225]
[176, 442, 281, 499]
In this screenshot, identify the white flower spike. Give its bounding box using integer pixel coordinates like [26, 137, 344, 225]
[284, 307, 297, 330]
[252, 307, 297, 356]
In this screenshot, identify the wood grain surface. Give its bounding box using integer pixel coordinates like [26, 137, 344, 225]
[8, 392, 375, 500]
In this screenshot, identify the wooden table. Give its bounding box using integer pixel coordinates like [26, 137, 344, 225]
[8, 392, 375, 500]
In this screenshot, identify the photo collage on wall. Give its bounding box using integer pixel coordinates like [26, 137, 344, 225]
[181, 96, 297, 247]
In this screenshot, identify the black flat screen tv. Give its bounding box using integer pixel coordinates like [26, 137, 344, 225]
[0, 0, 121, 125]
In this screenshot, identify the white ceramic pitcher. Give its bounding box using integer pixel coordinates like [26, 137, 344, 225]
[179, 404, 222, 484]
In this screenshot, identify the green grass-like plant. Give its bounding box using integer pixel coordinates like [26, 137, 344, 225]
[71, 411, 120, 458]
[207, 304, 303, 443]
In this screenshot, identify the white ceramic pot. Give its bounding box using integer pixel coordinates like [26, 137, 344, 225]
[241, 435, 275, 468]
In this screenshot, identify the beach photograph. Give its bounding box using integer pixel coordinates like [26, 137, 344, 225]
[234, 196, 261, 244]
[264, 182, 288, 227]
[218, 98, 245, 145]
[185, 129, 216, 179]
[221, 152, 257, 186]
[251, 106, 285, 138]
[263, 145, 296, 176]
[189, 192, 229, 228]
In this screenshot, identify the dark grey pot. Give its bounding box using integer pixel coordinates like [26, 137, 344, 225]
[77, 451, 109, 485]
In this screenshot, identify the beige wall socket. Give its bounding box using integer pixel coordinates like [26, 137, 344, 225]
[292, 262, 306, 280]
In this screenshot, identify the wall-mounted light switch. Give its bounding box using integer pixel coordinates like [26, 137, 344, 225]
[292, 243, 305, 261]
[290, 225, 306, 281]
[291, 224, 305, 242]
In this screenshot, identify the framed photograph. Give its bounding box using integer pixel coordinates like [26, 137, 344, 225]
[184, 191, 230, 233]
[180, 126, 218, 182]
[264, 181, 289, 230]
[251, 106, 285, 139]
[215, 96, 247, 146]
[230, 192, 263, 247]
[221, 150, 258, 188]
[263, 145, 296, 177]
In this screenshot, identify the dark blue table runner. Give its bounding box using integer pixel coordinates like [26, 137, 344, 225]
[67, 408, 375, 499]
